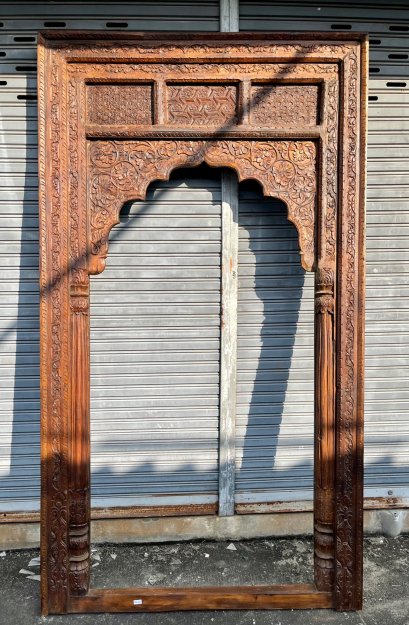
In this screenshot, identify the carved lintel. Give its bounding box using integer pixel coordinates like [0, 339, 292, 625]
[88, 139, 316, 274]
[314, 266, 335, 591]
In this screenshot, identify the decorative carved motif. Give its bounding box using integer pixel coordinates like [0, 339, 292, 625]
[88, 139, 316, 274]
[251, 85, 319, 127]
[57, 36, 356, 62]
[167, 84, 237, 126]
[87, 84, 152, 125]
[335, 46, 362, 611]
[314, 266, 335, 592]
[73, 62, 338, 78]
[48, 55, 69, 603]
[68, 277, 90, 597]
[38, 39, 49, 609]
[325, 79, 338, 261]
[38, 32, 366, 615]
[68, 487, 90, 596]
[68, 78, 91, 597]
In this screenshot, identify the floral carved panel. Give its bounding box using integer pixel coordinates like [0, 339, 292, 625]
[88, 139, 316, 274]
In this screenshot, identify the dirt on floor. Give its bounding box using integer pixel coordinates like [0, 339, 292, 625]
[0, 536, 408, 625]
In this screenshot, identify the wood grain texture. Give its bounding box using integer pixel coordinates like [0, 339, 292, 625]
[334, 41, 367, 612]
[68, 585, 333, 612]
[314, 266, 335, 591]
[37, 32, 367, 615]
[87, 139, 317, 274]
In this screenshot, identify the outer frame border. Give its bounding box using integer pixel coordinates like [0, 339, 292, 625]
[37, 31, 367, 615]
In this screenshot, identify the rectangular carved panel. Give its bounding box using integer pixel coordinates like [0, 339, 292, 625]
[167, 84, 237, 126]
[87, 84, 153, 125]
[250, 84, 319, 127]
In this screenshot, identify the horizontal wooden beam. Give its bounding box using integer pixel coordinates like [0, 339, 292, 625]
[68, 585, 333, 613]
[85, 126, 323, 140]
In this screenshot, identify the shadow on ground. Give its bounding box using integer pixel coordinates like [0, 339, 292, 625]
[1, 536, 408, 625]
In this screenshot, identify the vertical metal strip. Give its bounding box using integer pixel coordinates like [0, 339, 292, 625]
[219, 170, 238, 516]
[220, 0, 239, 32]
[218, 0, 239, 520]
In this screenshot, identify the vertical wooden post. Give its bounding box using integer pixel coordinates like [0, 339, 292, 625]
[68, 273, 91, 596]
[314, 266, 336, 591]
[153, 81, 165, 126]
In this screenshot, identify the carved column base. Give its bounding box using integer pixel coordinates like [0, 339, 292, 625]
[68, 488, 90, 596]
[314, 490, 335, 591]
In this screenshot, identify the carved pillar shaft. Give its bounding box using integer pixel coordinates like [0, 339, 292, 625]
[68, 276, 90, 596]
[314, 267, 335, 591]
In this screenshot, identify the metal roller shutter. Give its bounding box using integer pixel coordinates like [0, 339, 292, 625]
[236, 184, 314, 504]
[90, 170, 222, 509]
[1, 0, 408, 516]
[239, 1, 409, 504]
[0, 1, 219, 513]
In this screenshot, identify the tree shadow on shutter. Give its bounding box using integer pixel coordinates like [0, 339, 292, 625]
[3, 92, 40, 517]
[89, 166, 222, 512]
[237, 181, 314, 515]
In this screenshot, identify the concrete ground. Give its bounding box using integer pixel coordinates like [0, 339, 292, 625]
[1, 536, 408, 625]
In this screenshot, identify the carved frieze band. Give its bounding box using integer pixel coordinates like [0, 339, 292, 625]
[85, 79, 323, 130]
[64, 40, 355, 63]
[88, 139, 316, 274]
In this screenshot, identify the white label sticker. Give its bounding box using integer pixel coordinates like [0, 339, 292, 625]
[133, 599, 143, 606]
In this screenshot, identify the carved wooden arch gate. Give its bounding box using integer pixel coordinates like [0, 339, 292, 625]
[38, 32, 367, 615]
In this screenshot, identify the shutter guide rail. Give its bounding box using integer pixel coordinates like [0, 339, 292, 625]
[219, 170, 239, 516]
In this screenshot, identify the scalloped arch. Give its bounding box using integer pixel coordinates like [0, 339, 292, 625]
[88, 139, 317, 274]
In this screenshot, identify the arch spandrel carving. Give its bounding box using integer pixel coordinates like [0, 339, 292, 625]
[88, 139, 317, 274]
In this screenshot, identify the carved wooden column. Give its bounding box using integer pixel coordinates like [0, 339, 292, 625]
[68, 270, 91, 596]
[314, 266, 336, 591]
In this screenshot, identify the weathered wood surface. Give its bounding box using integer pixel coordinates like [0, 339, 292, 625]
[37, 32, 367, 615]
[69, 584, 333, 612]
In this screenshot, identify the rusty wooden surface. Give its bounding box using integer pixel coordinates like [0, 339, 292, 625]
[37, 31, 367, 615]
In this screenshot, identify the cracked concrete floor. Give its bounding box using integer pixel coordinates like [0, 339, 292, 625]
[0, 536, 408, 624]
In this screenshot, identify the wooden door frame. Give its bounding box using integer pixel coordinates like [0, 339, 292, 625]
[38, 31, 367, 615]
